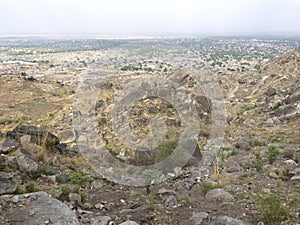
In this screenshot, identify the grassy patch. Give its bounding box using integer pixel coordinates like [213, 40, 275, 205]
[258, 193, 291, 224]
[199, 181, 224, 195]
[267, 146, 280, 164]
[146, 194, 155, 211]
[69, 172, 94, 186]
[155, 140, 178, 163]
[25, 181, 40, 193]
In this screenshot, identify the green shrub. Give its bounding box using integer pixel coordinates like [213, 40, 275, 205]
[61, 185, 70, 196]
[200, 181, 223, 195]
[25, 181, 40, 193]
[40, 165, 56, 175]
[69, 173, 94, 186]
[259, 193, 291, 224]
[55, 175, 64, 183]
[267, 146, 280, 164]
[98, 116, 107, 126]
[155, 140, 178, 163]
[146, 194, 155, 211]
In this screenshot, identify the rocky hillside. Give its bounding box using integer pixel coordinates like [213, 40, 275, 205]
[0, 48, 299, 225]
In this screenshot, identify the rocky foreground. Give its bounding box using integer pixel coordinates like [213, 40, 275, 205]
[0, 48, 299, 225]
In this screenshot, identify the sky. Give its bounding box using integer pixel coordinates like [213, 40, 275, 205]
[0, 0, 300, 35]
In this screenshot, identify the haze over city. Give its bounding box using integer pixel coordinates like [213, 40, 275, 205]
[1, 0, 300, 35]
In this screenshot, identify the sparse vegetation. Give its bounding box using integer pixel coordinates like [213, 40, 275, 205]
[69, 172, 94, 186]
[199, 181, 224, 195]
[61, 185, 70, 196]
[258, 193, 291, 224]
[155, 140, 178, 163]
[25, 181, 40, 193]
[146, 194, 155, 211]
[267, 146, 280, 164]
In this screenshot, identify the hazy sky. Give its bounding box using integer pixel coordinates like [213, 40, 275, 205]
[0, 0, 300, 35]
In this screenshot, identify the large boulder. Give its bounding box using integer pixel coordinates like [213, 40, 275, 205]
[7, 124, 59, 149]
[0, 192, 80, 225]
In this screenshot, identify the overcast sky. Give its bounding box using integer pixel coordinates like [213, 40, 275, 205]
[0, 0, 300, 35]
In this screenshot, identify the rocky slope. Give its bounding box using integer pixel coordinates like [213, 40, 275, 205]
[0, 48, 299, 225]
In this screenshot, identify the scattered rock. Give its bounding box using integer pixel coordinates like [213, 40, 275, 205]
[8, 124, 59, 148]
[285, 86, 300, 104]
[157, 188, 176, 195]
[191, 212, 209, 225]
[209, 216, 249, 225]
[91, 216, 112, 225]
[119, 221, 139, 225]
[238, 79, 246, 84]
[275, 105, 297, 117]
[205, 189, 234, 202]
[195, 95, 212, 113]
[0, 154, 8, 169]
[0, 172, 16, 195]
[290, 168, 300, 181]
[266, 86, 276, 97]
[11, 155, 39, 177]
[164, 195, 177, 208]
[269, 172, 279, 179]
[200, 151, 215, 166]
[57, 129, 76, 144]
[1, 192, 79, 225]
[1, 139, 19, 154]
[69, 193, 82, 203]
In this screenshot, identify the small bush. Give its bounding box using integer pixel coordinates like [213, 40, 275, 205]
[146, 194, 155, 211]
[200, 181, 223, 195]
[61, 186, 70, 196]
[98, 116, 107, 126]
[69, 173, 94, 186]
[79, 192, 87, 203]
[155, 140, 178, 163]
[259, 193, 291, 224]
[40, 165, 56, 175]
[267, 146, 280, 164]
[255, 159, 264, 173]
[25, 181, 40, 193]
[55, 175, 64, 183]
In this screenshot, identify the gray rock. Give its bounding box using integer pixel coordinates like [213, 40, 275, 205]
[275, 105, 297, 117]
[1, 192, 79, 225]
[201, 151, 215, 166]
[209, 216, 249, 225]
[205, 189, 234, 202]
[91, 216, 111, 225]
[285, 86, 300, 104]
[291, 170, 300, 181]
[165, 195, 177, 208]
[69, 193, 81, 203]
[0, 154, 8, 169]
[8, 124, 59, 148]
[266, 86, 276, 97]
[57, 129, 76, 144]
[1, 139, 19, 154]
[12, 155, 39, 177]
[192, 212, 209, 225]
[195, 95, 212, 113]
[0, 172, 17, 195]
[119, 221, 139, 225]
